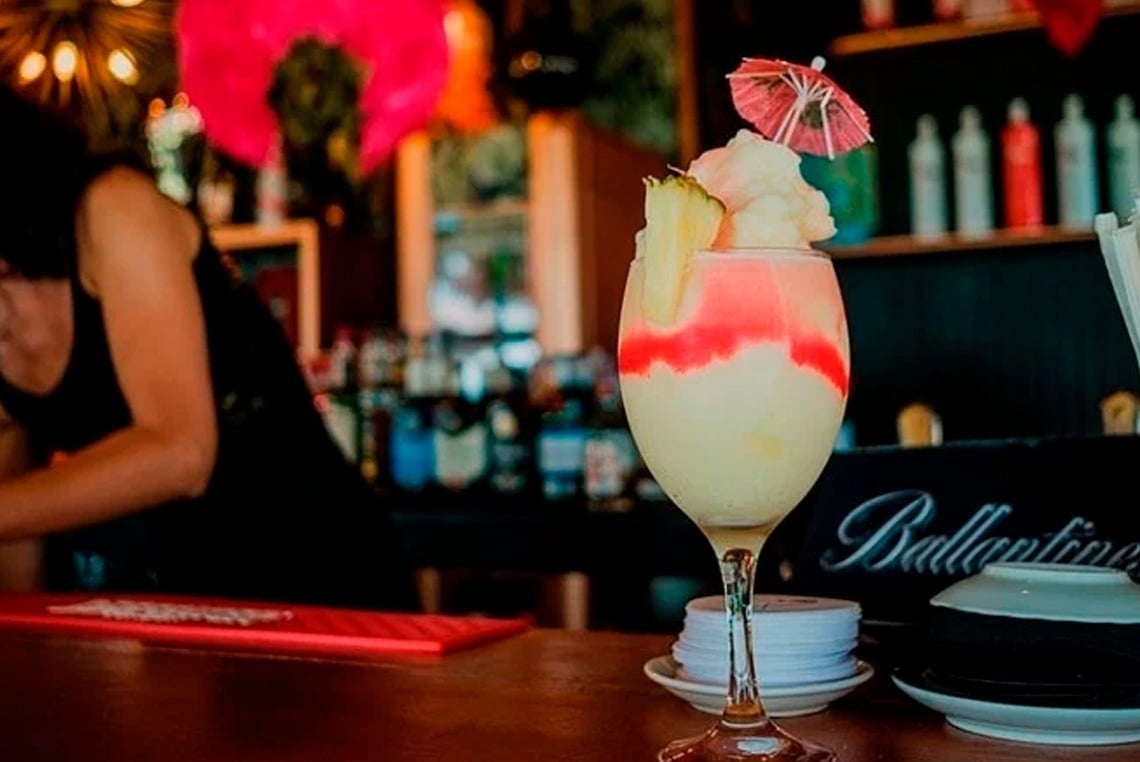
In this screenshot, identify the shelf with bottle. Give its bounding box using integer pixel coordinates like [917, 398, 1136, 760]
[302, 328, 671, 511]
[832, 0, 1140, 57]
[829, 91, 1140, 260]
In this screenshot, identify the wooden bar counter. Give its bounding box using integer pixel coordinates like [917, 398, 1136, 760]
[0, 629, 1131, 761]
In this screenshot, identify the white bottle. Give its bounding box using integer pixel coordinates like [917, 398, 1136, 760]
[952, 106, 994, 237]
[256, 134, 288, 226]
[909, 114, 949, 238]
[1055, 94, 1099, 229]
[1108, 95, 1140, 221]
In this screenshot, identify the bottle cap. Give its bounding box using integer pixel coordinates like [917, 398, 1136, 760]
[960, 105, 981, 130]
[917, 114, 938, 139]
[1062, 94, 1084, 120]
[1117, 94, 1135, 121]
[1008, 98, 1030, 124]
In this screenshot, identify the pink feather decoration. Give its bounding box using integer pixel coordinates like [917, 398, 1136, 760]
[176, 0, 449, 172]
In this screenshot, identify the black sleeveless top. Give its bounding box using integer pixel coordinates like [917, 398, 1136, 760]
[0, 223, 415, 611]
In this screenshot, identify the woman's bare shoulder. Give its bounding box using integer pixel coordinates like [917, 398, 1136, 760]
[74, 166, 199, 293]
[79, 165, 168, 218]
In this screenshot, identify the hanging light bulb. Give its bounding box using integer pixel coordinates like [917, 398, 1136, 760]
[18, 51, 47, 83]
[107, 48, 139, 85]
[52, 41, 79, 83]
[111, 0, 146, 7]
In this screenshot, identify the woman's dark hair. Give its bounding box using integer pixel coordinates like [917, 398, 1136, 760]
[0, 87, 148, 279]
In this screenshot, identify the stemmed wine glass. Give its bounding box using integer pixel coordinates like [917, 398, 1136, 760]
[618, 248, 849, 762]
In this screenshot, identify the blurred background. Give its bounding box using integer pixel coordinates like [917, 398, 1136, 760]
[4, 0, 1139, 630]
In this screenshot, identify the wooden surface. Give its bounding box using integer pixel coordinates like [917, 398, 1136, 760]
[0, 629, 1135, 761]
[824, 225, 1097, 260]
[830, 2, 1140, 56]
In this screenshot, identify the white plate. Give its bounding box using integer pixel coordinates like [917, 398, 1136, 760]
[644, 656, 874, 717]
[931, 563, 1140, 624]
[892, 673, 1140, 746]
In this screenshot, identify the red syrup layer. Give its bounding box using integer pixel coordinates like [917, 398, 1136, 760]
[618, 259, 849, 397]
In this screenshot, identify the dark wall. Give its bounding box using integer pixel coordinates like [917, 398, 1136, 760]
[838, 242, 1140, 446]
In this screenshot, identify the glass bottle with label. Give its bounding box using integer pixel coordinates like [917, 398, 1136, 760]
[433, 359, 489, 492]
[358, 329, 404, 489]
[389, 338, 438, 493]
[535, 356, 591, 501]
[584, 351, 637, 511]
[486, 362, 535, 496]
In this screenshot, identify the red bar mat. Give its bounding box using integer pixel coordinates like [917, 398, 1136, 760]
[0, 593, 530, 658]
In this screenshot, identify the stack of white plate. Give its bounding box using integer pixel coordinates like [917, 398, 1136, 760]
[672, 595, 861, 687]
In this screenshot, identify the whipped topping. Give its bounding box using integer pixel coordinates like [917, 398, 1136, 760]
[688, 130, 835, 249]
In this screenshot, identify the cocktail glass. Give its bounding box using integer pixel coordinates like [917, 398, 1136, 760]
[619, 248, 849, 761]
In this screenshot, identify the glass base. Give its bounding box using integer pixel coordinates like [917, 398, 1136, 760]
[658, 719, 836, 762]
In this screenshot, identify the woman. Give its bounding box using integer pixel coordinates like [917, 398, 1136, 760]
[0, 88, 416, 610]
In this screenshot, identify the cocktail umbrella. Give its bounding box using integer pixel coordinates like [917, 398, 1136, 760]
[727, 56, 871, 159]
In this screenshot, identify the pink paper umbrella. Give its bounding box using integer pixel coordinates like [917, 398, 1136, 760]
[176, 0, 449, 173]
[728, 56, 872, 159]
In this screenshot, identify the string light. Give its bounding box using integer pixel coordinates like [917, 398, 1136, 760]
[17, 51, 46, 83]
[52, 40, 78, 83]
[107, 48, 138, 85]
[0, 0, 173, 128]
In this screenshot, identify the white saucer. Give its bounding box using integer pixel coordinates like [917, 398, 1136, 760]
[644, 656, 874, 717]
[892, 673, 1140, 746]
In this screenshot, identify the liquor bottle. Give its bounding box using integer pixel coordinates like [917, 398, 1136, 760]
[389, 338, 437, 493]
[535, 356, 590, 500]
[1001, 98, 1044, 230]
[1055, 94, 1099, 229]
[952, 106, 995, 237]
[1108, 95, 1140, 221]
[357, 329, 403, 489]
[486, 363, 534, 496]
[909, 114, 949, 238]
[433, 359, 490, 493]
[256, 133, 288, 226]
[583, 351, 637, 511]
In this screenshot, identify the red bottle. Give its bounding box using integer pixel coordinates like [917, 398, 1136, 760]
[1002, 98, 1044, 230]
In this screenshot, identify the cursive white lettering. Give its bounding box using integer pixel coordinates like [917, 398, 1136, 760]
[820, 491, 935, 572]
[900, 535, 946, 574]
[943, 505, 1013, 574]
[819, 491, 1140, 578]
[1108, 543, 1140, 572]
[1072, 540, 1114, 565]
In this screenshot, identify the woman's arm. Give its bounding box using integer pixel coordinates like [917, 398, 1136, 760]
[0, 168, 218, 541]
[0, 417, 42, 589]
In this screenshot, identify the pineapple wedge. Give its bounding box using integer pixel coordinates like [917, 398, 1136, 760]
[641, 175, 724, 325]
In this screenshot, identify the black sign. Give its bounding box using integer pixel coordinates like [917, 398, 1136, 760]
[764, 435, 1140, 628]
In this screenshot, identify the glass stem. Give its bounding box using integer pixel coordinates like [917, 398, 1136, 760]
[719, 547, 768, 727]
